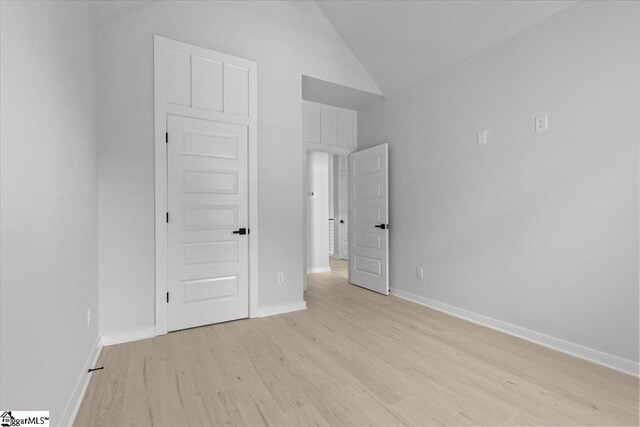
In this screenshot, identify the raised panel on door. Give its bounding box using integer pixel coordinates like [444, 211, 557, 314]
[302, 105, 321, 144]
[192, 56, 223, 112]
[320, 110, 338, 146]
[165, 49, 191, 106]
[167, 115, 249, 332]
[348, 144, 388, 295]
[224, 64, 249, 116]
[337, 113, 354, 149]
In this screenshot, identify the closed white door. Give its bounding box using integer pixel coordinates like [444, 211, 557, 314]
[348, 144, 389, 295]
[167, 115, 249, 331]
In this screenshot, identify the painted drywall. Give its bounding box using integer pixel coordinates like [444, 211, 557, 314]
[97, 1, 381, 334]
[0, 0, 99, 422]
[365, 1, 640, 363]
[307, 152, 330, 272]
[357, 97, 388, 150]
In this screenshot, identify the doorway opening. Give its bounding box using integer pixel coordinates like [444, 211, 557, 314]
[306, 152, 349, 278]
[301, 75, 384, 294]
[154, 36, 258, 336]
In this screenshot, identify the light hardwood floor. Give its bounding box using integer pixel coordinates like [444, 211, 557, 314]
[75, 259, 639, 426]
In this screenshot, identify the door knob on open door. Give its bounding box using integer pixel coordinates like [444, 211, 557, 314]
[374, 224, 389, 230]
[232, 228, 248, 235]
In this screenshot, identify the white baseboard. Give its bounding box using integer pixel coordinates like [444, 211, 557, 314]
[307, 267, 331, 274]
[60, 336, 102, 427]
[100, 326, 156, 346]
[258, 301, 307, 318]
[390, 287, 639, 377]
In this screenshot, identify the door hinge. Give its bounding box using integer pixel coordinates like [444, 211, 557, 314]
[166, 212, 169, 223]
[166, 292, 170, 303]
[165, 132, 168, 143]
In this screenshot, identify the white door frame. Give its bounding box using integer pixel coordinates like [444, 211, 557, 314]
[154, 35, 259, 336]
[337, 163, 349, 261]
[301, 100, 356, 290]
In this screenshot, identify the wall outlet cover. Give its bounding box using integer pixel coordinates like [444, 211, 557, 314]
[535, 114, 548, 132]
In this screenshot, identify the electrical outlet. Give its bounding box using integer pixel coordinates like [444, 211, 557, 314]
[416, 267, 424, 279]
[477, 130, 488, 145]
[535, 114, 548, 132]
[87, 308, 92, 326]
[277, 272, 285, 283]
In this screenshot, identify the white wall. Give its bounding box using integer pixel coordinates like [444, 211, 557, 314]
[0, 0, 99, 422]
[358, 97, 388, 150]
[361, 1, 640, 365]
[307, 152, 330, 272]
[97, 1, 380, 334]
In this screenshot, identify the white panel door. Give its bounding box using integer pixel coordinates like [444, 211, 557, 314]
[167, 115, 249, 331]
[348, 144, 389, 295]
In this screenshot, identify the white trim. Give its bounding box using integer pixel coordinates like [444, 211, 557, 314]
[305, 142, 353, 156]
[61, 336, 102, 427]
[302, 99, 358, 118]
[258, 301, 307, 318]
[307, 267, 332, 274]
[100, 326, 156, 347]
[390, 287, 639, 377]
[154, 35, 259, 336]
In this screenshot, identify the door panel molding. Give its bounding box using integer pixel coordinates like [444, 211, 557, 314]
[154, 35, 258, 336]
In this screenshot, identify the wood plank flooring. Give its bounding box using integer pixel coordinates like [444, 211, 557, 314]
[75, 259, 639, 426]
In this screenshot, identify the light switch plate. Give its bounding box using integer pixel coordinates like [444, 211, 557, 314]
[477, 130, 488, 145]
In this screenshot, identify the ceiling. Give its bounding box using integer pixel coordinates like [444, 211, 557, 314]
[317, 0, 578, 95]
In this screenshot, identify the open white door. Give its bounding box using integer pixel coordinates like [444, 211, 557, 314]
[348, 144, 389, 295]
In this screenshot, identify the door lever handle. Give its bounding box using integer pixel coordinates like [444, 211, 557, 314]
[374, 224, 388, 230]
[232, 228, 248, 235]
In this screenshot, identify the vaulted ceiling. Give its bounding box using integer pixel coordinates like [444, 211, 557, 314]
[91, 0, 578, 96]
[317, 0, 578, 95]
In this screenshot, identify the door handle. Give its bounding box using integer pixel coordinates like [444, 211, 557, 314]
[232, 228, 248, 235]
[340, 220, 344, 224]
[374, 224, 389, 230]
